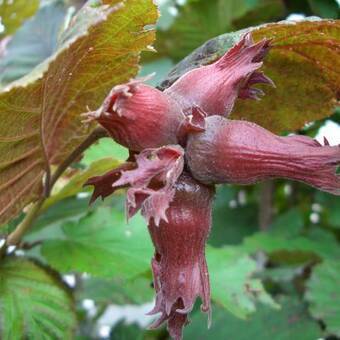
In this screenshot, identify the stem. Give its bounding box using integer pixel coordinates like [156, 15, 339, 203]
[5, 127, 107, 247]
[49, 127, 107, 192]
[6, 199, 44, 246]
[258, 180, 274, 231]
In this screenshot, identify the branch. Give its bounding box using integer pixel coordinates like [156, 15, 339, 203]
[5, 127, 107, 247]
[48, 127, 108, 193]
[6, 199, 44, 246]
[258, 180, 275, 231]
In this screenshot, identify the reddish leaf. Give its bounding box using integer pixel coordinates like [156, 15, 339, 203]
[0, 0, 158, 224]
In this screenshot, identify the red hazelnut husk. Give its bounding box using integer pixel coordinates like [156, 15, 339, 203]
[86, 145, 185, 226]
[82, 78, 183, 151]
[186, 115, 340, 195]
[147, 172, 214, 340]
[164, 33, 274, 117]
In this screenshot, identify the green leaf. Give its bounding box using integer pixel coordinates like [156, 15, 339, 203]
[79, 273, 154, 305]
[308, 0, 339, 19]
[156, 0, 284, 61]
[315, 192, 340, 229]
[110, 320, 144, 340]
[0, 0, 158, 225]
[207, 246, 279, 318]
[258, 264, 306, 283]
[41, 207, 153, 279]
[243, 230, 340, 261]
[161, 19, 339, 134]
[270, 208, 304, 237]
[0, 1, 67, 85]
[31, 196, 90, 233]
[0, 257, 77, 340]
[306, 260, 340, 336]
[210, 186, 258, 246]
[43, 157, 121, 210]
[184, 297, 322, 339]
[0, 0, 39, 38]
[110, 320, 159, 340]
[81, 138, 129, 166]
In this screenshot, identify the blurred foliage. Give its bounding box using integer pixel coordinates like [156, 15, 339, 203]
[306, 260, 340, 336]
[184, 298, 322, 339]
[153, 0, 285, 62]
[0, 0, 339, 339]
[0, 1, 67, 85]
[0, 0, 39, 38]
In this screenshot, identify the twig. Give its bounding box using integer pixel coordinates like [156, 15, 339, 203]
[6, 199, 44, 246]
[258, 180, 275, 231]
[48, 127, 107, 192]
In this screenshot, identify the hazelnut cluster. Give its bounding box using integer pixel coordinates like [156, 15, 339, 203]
[84, 33, 340, 339]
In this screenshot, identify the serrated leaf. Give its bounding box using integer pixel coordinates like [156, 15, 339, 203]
[207, 246, 279, 318]
[0, 0, 39, 38]
[184, 297, 322, 339]
[306, 260, 340, 336]
[0, 257, 77, 340]
[161, 19, 339, 134]
[43, 157, 121, 210]
[0, 1, 67, 85]
[0, 0, 158, 225]
[233, 19, 340, 133]
[41, 207, 153, 279]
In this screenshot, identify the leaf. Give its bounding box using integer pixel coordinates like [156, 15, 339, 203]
[242, 230, 340, 261]
[306, 260, 340, 336]
[41, 207, 153, 279]
[0, 0, 39, 38]
[43, 157, 121, 210]
[30, 196, 90, 233]
[110, 320, 145, 340]
[0, 0, 158, 225]
[110, 320, 159, 340]
[81, 138, 129, 166]
[258, 264, 307, 283]
[315, 192, 340, 229]
[161, 19, 339, 134]
[0, 1, 67, 85]
[184, 297, 322, 339]
[270, 208, 304, 237]
[308, 0, 339, 19]
[210, 186, 258, 247]
[0, 256, 77, 340]
[207, 246, 279, 318]
[79, 273, 154, 305]
[233, 19, 340, 133]
[156, 0, 285, 61]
